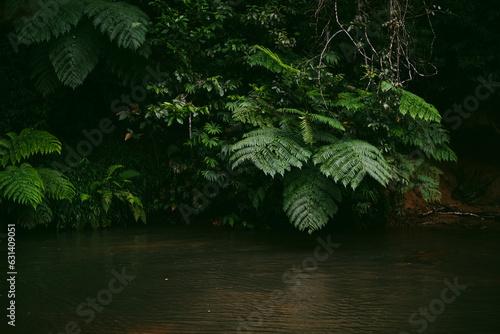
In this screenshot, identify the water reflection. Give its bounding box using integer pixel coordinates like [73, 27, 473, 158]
[9, 223, 500, 333]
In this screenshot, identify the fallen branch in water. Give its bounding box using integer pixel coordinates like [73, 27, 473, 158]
[420, 204, 500, 220]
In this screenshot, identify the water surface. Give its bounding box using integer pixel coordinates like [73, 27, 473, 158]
[6, 222, 500, 333]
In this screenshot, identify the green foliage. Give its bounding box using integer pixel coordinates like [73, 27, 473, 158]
[0, 129, 61, 167]
[84, 0, 150, 51]
[226, 44, 455, 232]
[222, 213, 254, 229]
[227, 85, 276, 128]
[280, 108, 345, 145]
[8, 0, 151, 94]
[17, 201, 54, 230]
[382, 82, 441, 123]
[313, 139, 393, 190]
[48, 23, 102, 89]
[2, 0, 478, 233]
[9, 1, 86, 45]
[231, 128, 311, 177]
[247, 45, 300, 75]
[0, 129, 75, 228]
[0, 164, 44, 208]
[283, 169, 341, 233]
[79, 164, 146, 228]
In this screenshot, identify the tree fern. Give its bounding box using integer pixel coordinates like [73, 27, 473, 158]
[0, 129, 61, 168]
[401, 121, 457, 162]
[382, 81, 441, 122]
[229, 99, 275, 128]
[278, 108, 345, 145]
[313, 139, 393, 189]
[10, 0, 151, 94]
[37, 168, 76, 201]
[18, 201, 53, 230]
[9, 0, 86, 45]
[0, 163, 44, 208]
[30, 44, 64, 95]
[283, 168, 341, 233]
[399, 89, 441, 122]
[227, 85, 276, 128]
[0, 129, 74, 225]
[247, 45, 300, 75]
[49, 23, 102, 89]
[230, 128, 311, 177]
[84, 0, 150, 51]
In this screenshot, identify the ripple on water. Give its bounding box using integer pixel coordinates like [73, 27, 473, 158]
[13, 225, 500, 333]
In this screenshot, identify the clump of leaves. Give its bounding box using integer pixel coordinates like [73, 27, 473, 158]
[0, 128, 75, 229]
[56, 162, 146, 230]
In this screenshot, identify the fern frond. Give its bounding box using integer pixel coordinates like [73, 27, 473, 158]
[30, 44, 62, 96]
[84, 0, 150, 51]
[278, 108, 344, 145]
[230, 96, 275, 128]
[107, 164, 124, 178]
[313, 139, 393, 189]
[334, 92, 369, 111]
[308, 113, 345, 131]
[118, 169, 141, 181]
[101, 189, 113, 212]
[0, 163, 44, 208]
[300, 113, 315, 146]
[126, 193, 146, 223]
[383, 82, 441, 122]
[398, 89, 441, 122]
[247, 45, 300, 75]
[49, 23, 102, 89]
[37, 168, 75, 201]
[402, 122, 457, 162]
[414, 163, 443, 202]
[0, 129, 61, 167]
[313, 131, 339, 144]
[18, 201, 53, 229]
[13, 0, 85, 45]
[231, 128, 311, 177]
[283, 168, 341, 233]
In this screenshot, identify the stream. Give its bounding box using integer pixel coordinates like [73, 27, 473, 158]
[4, 221, 500, 333]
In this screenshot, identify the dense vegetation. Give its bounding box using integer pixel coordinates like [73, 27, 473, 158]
[1, 0, 498, 233]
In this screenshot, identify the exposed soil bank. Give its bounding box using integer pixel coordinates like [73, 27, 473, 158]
[401, 127, 500, 230]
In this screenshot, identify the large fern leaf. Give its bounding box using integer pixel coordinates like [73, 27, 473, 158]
[230, 100, 275, 128]
[313, 139, 393, 189]
[37, 168, 75, 201]
[279, 108, 345, 145]
[0, 129, 61, 167]
[0, 163, 44, 208]
[30, 44, 62, 96]
[283, 169, 341, 233]
[401, 121, 457, 162]
[399, 89, 441, 122]
[18, 201, 53, 229]
[381, 82, 441, 122]
[11, 0, 86, 45]
[231, 128, 311, 177]
[49, 24, 102, 89]
[84, 0, 150, 51]
[247, 45, 300, 75]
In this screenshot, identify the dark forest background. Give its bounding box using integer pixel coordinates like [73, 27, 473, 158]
[1, 0, 499, 233]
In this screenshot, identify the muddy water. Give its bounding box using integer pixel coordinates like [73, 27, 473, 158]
[8, 222, 500, 334]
